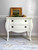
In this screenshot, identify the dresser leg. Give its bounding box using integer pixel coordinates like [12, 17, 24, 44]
[7, 31, 9, 41]
[29, 32, 31, 41]
[26, 31, 28, 38]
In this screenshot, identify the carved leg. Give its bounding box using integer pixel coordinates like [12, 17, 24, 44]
[29, 32, 31, 41]
[7, 31, 9, 41]
[26, 31, 28, 38]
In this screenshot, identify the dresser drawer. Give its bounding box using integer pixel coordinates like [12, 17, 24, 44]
[9, 19, 29, 24]
[9, 25, 29, 30]
[9, 26, 29, 33]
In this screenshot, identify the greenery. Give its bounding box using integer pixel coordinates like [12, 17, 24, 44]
[12, 14, 21, 17]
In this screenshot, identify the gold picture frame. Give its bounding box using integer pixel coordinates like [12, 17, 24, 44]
[10, 7, 22, 17]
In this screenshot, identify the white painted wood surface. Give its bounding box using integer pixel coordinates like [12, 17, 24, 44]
[5, 17, 33, 41]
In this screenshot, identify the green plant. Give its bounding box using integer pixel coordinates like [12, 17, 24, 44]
[12, 14, 22, 17]
[14, 14, 19, 17]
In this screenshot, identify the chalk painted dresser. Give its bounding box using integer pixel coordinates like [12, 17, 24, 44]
[5, 17, 33, 41]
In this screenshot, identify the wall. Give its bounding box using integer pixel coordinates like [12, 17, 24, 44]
[0, 0, 38, 36]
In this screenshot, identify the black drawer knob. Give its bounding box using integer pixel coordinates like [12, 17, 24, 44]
[25, 26, 27, 28]
[25, 20, 27, 22]
[11, 26, 14, 28]
[12, 20, 13, 22]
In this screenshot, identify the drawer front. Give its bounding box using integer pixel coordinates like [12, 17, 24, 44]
[9, 19, 29, 24]
[9, 25, 29, 32]
[10, 26, 29, 33]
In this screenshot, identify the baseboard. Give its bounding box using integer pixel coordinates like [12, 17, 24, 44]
[0, 35, 38, 38]
[0, 35, 23, 37]
[0, 33, 38, 37]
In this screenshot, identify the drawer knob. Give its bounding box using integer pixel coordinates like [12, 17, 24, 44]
[25, 26, 27, 28]
[25, 20, 27, 22]
[12, 20, 13, 22]
[11, 26, 14, 28]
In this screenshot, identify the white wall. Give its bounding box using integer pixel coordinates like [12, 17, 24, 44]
[0, 0, 38, 36]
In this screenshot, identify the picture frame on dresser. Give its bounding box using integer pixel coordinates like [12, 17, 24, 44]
[10, 7, 22, 17]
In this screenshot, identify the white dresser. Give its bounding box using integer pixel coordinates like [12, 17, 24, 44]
[5, 17, 33, 41]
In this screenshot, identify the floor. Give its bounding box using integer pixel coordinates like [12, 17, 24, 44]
[0, 36, 38, 50]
